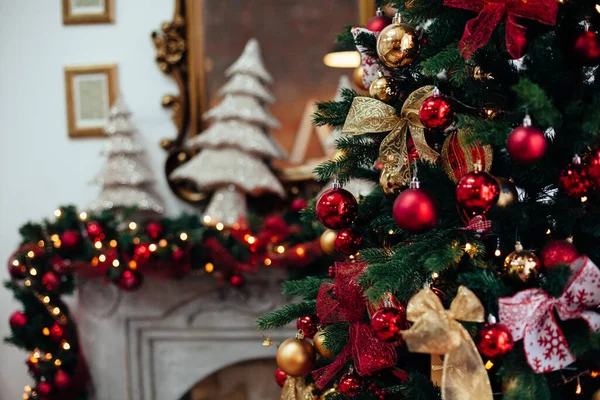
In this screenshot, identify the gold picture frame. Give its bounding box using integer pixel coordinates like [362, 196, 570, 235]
[63, 0, 115, 25]
[64, 64, 119, 138]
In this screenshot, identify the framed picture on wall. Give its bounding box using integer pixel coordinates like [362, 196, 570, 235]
[62, 0, 114, 25]
[64, 64, 119, 138]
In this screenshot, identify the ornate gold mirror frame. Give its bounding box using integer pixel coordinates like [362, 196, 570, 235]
[152, 0, 376, 203]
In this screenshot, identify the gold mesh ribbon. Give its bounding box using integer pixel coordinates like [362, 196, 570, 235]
[281, 377, 316, 400]
[402, 286, 492, 400]
[341, 86, 439, 194]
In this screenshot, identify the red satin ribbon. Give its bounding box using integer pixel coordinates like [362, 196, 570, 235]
[444, 0, 558, 60]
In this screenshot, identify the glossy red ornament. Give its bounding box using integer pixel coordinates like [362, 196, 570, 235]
[118, 270, 143, 291]
[540, 240, 579, 269]
[146, 221, 164, 240]
[392, 186, 438, 233]
[274, 367, 288, 387]
[54, 370, 71, 391]
[8, 260, 27, 279]
[367, 14, 392, 32]
[49, 322, 64, 341]
[370, 307, 407, 343]
[50, 256, 69, 274]
[37, 382, 53, 396]
[334, 228, 363, 256]
[507, 120, 546, 164]
[338, 372, 363, 397]
[86, 221, 104, 240]
[587, 148, 600, 187]
[573, 30, 600, 65]
[41, 271, 60, 291]
[60, 230, 81, 251]
[316, 187, 358, 230]
[290, 198, 308, 212]
[133, 243, 152, 264]
[456, 170, 499, 215]
[229, 274, 246, 288]
[296, 315, 320, 339]
[477, 323, 514, 359]
[559, 157, 591, 198]
[9, 311, 27, 328]
[419, 94, 455, 131]
[431, 287, 447, 302]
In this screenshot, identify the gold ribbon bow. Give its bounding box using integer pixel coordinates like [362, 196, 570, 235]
[402, 286, 493, 400]
[281, 377, 315, 400]
[341, 86, 439, 194]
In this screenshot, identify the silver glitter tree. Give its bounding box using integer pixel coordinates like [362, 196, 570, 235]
[171, 38, 285, 227]
[89, 96, 163, 214]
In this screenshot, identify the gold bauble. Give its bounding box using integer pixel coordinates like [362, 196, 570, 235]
[320, 387, 339, 400]
[313, 331, 335, 359]
[352, 66, 365, 90]
[376, 14, 420, 68]
[320, 229, 338, 256]
[276, 336, 316, 377]
[369, 73, 399, 104]
[503, 242, 540, 282]
[496, 177, 518, 208]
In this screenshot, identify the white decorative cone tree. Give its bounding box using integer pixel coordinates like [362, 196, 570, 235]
[171, 38, 285, 227]
[89, 96, 163, 214]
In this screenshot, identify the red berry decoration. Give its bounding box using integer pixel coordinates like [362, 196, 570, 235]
[559, 155, 591, 199]
[86, 221, 104, 240]
[118, 270, 143, 291]
[229, 274, 246, 288]
[456, 168, 500, 215]
[574, 30, 600, 65]
[338, 371, 363, 397]
[37, 382, 53, 396]
[540, 240, 579, 269]
[477, 321, 514, 359]
[507, 115, 546, 164]
[366, 9, 392, 32]
[60, 230, 82, 251]
[50, 322, 64, 341]
[146, 221, 164, 240]
[54, 370, 71, 391]
[41, 271, 60, 291]
[586, 148, 600, 187]
[9, 311, 27, 329]
[370, 306, 407, 343]
[133, 243, 152, 265]
[274, 367, 288, 387]
[316, 187, 358, 230]
[393, 180, 438, 234]
[290, 198, 308, 212]
[334, 228, 363, 256]
[296, 315, 320, 339]
[419, 89, 455, 131]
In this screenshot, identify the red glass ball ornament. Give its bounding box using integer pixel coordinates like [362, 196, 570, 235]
[37, 382, 53, 396]
[274, 367, 288, 387]
[54, 370, 72, 391]
[338, 372, 363, 397]
[296, 315, 320, 339]
[540, 240, 579, 269]
[290, 198, 308, 212]
[133, 243, 152, 264]
[118, 270, 143, 291]
[456, 170, 500, 215]
[86, 221, 104, 240]
[431, 287, 447, 303]
[587, 148, 600, 187]
[477, 323, 514, 359]
[146, 221, 164, 240]
[8, 260, 27, 279]
[50, 322, 64, 341]
[229, 274, 246, 288]
[316, 188, 358, 230]
[574, 30, 600, 65]
[9, 311, 27, 328]
[559, 162, 591, 198]
[42, 271, 60, 291]
[392, 188, 439, 233]
[419, 94, 455, 131]
[334, 228, 363, 256]
[370, 306, 407, 343]
[507, 125, 546, 164]
[367, 14, 392, 32]
[60, 230, 81, 251]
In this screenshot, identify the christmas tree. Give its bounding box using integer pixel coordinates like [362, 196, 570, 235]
[258, 1, 600, 399]
[89, 97, 163, 214]
[171, 38, 285, 227]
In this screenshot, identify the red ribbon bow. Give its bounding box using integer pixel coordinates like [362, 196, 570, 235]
[313, 262, 397, 389]
[499, 256, 600, 373]
[444, 0, 558, 60]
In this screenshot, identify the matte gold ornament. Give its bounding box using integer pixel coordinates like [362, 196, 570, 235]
[319, 387, 339, 400]
[369, 71, 399, 104]
[376, 13, 420, 68]
[276, 331, 316, 377]
[281, 376, 316, 400]
[503, 242, 540, 282]
[495, 177, 518, 208]
[313, 331, 335, 359]
[320, 230, 338, 256]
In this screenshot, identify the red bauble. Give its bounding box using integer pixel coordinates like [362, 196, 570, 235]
[274, 367, 288, 387]
[118, 270, 143, 291]
[334, 228, 363, 256]
[574, 30, 600, 65]
[587, 148, 600, 187]
[146, 221, 164, 240]
[8, 261, 27, 279]
[171, 247, 186, 262]
[54, 370, 72, 391]
[296, 315, 320, 339]
[290, 198, 308, 212]
[366, 15, 392, 32]
[86, 221, 104, 240]
[370, 307, 407, 343]
[229, 274, 246, 288]
[316, 188, 358, 230]
[51, 256, 69, 274]
[49, 322, 64, 341]
[456, 170, 499, 215]
[419, 95, 455, 131]
[41, 271, 60, 291]
[60, 230, 81, 251]
[559, 161, 590, 198]
[133, 243, 152, 264]
[37, 382, 53, 396]
[507, 125, 546, 164]
[338, 372, 363, 397]
[392, 188, 438, 233]
[477, 323, 514, 359]
[9, 311, 27, 329]
[540, 240, 579, 269]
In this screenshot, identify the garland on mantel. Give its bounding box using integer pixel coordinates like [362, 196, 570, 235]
[6, 202, 329, 400]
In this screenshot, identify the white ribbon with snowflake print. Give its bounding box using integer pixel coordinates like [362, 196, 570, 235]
[499, 256, 600, 373]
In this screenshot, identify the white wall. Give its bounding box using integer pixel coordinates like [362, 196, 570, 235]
[0, 1, 187, 398]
